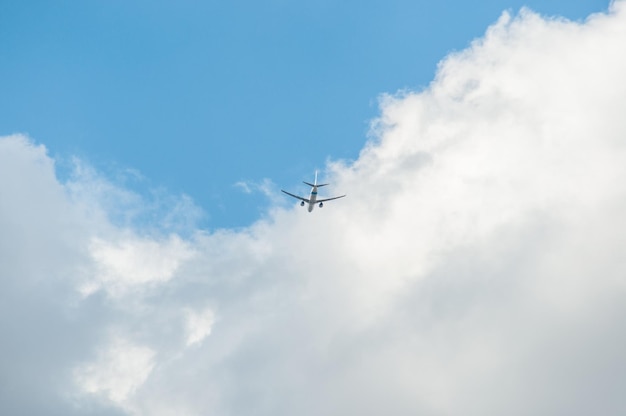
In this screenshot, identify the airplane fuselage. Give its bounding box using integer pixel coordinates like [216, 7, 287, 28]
[307, 186, 318, 212]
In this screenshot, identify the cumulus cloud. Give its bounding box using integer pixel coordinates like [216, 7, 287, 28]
[184, 307, 215, 347]
[75, 338, 156, 405]
[2, 2, 626, 415]
[84, 235, 194, 297]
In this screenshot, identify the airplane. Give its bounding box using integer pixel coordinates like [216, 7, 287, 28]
[281, 171, 346, 212]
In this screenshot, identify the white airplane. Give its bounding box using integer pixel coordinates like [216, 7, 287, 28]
[281, 171, 346, 212]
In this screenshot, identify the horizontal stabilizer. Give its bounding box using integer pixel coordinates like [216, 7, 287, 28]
[303, 181, 328, 187]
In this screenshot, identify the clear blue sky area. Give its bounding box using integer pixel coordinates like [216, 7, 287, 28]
[1, 0, 609, 228]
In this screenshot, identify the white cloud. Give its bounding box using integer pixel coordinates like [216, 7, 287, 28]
[234, 178, 277, 198]
[65, 158, 204, 235]
[234, 180, 253, 194]
[84, 234, 195, 297]
[184, 307, 215, 347]
[75, 338, 156, 405]
[2, 2, 626, 415]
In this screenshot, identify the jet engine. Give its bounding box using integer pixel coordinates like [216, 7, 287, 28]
[319, 202, 324, 208]
[300, 201, 305, 207]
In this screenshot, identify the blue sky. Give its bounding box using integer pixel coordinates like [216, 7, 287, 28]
[0, 0, 609, 228]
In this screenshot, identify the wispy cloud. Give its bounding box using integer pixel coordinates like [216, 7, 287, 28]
[234, 178, 277, 198]
[2, 2, 626, 415]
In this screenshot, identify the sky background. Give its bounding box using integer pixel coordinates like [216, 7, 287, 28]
[0, 0, 609, 228]
[2, 1, 626, 416]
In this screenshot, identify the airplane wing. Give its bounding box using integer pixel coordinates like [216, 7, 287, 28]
[281, 190, 310, 203]
[316, 195, 346, 203]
